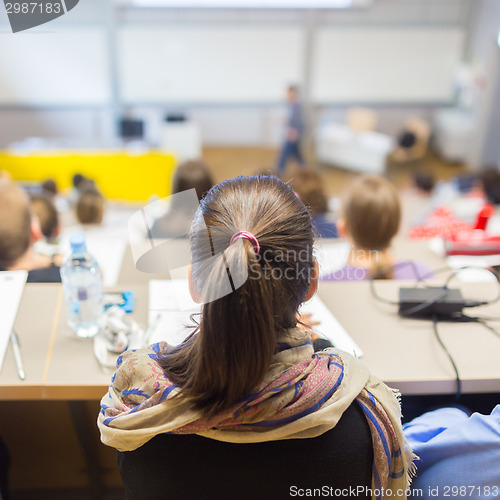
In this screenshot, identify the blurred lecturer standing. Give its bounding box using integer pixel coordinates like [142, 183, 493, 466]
[276, 85, 306, 174]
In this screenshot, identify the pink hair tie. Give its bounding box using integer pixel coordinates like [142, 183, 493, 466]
[230, 231, 260, 254]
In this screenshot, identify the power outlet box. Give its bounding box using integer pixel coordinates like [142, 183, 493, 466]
[398, 287, 465, 318]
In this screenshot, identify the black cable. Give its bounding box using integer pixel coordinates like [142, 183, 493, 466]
[467, 317, 500, 339]
[369, 262, 500, 405]
[370, 261, 452, 315]
[369, 276, 399, 305]
[369, 261, 439, 307]
[369, 261, 434, 306]
[370, 260, 426, 282]
[448, 313, 500, 340]
[442, 265, 500, 307]
[464, 315, 500, 322]
[403, 264, 500, 310]
[370, 263, 500, 311]
[398, 262, 500, 304]
[432, 315, 461, 402]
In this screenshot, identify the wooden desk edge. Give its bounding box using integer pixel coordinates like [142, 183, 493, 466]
[387, 378, 500, 395]
[0, 385, 45, 400]
[43, 384, 110, 401]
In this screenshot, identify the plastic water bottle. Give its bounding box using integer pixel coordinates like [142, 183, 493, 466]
[61, 233, 104, 338]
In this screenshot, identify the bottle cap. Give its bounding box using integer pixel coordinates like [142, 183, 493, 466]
[70, 233, 87, 254]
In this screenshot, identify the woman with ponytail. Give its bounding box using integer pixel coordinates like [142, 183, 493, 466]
[99, 176, 416, 499]
[326, 175, 431, 281]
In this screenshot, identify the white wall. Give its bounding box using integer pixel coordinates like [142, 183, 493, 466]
[0, 0, 474, 148]
[467, 0, 500, 63]
[465, 0, 500, 169]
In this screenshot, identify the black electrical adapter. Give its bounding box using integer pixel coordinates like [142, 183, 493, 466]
[398, 287, 467, 318]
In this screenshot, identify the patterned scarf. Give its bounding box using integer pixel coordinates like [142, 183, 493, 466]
[99, 328, 416, 498]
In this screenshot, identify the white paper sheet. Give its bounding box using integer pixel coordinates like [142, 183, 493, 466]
[148, 279, 362, 357]
[85, 237, 127, 287]
[0, 271, 28, 371]
[148, 280, 200, 346]
[446, 255, 500, 283]
[314, 242, 350, 278]
[299, 295, 363, 357]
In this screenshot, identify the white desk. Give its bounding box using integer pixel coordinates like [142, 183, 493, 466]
[319, 281, 500, 395]
[2, 280, 499, 399]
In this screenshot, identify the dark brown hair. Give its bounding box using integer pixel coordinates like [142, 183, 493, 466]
[480, 167, 500, 205]
[72, 173, 85, 189]
[0, 183, 32, 268]
[41, 178, 58, 197]
[172, 161, 214, 202]
[291, 169, 328, 217]
[76, 188, 104, 225]
[159, 176, 315, 418]
[342, 175, 401, 279]
[413, 172, 435, 193]
[31, 195, 59, 240]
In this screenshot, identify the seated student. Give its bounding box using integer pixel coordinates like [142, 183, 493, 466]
[399, 172, 436, 231]
[68, 173, 87, 205]
[30, 195, 60, 243]
[99, 176, 415, 499]
[40, 178, 58, 200]
[324, 175, 431, 280]
[291, 169, 338, 238]
[0, 183, 61, 283]
[479, 167, 500, 206]
[75, 187, 105, 226]
[429, 169, 498, 225]
[403, 405, 500, 499]
[413, 172, 435, 196]
[150, 160, 214, 239]
[40, 177, 70, 213]
[31, 195, 62, 260]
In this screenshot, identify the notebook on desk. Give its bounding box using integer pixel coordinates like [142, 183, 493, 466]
[148, 279, 363, 357]
[299, 295, 363, 357]
[0, 271, 28, 371]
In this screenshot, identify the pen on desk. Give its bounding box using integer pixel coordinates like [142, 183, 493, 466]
[10, 330, 25, 381]
[144, 313, 161, 346]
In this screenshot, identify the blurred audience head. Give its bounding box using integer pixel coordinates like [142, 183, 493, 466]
[479, 167, 500, 205]
[72, 173, 86, 190]
[172, 160, 214, 203]
[412, 172, 435, 195]
[41, 178, 58, 198]
[340, 175, 401, 251]
[76, 187, 105, 225]
[31, 195, 60, 241]
[0, 183, 39, 269]
[291, 169, 328, 217]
